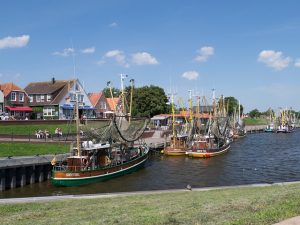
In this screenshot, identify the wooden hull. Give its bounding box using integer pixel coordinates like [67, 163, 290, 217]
[187, 144, 230, 158]
[51, 154, 148, 187]
[163, 148, 186, 156]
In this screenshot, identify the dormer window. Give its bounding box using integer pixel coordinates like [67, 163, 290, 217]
[29, 95, 33, 103]
[11, 92, 16, 101]
[47, 94, 52, 102]
[19, 93, 24, 102]
[41, 95, 45, 102]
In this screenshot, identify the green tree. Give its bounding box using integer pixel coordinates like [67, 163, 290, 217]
[224, 96, 244, 116]
[249, 108, 261, 118]
[127, 85, 170, 117]
[102, 87, 120, 98]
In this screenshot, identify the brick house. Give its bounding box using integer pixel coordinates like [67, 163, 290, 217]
[24, 78, 94, 120]
[0, 82, 32, 119]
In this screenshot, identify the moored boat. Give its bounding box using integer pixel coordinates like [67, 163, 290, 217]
[51, 76, 150, 186]
[163, 134, 188, 156]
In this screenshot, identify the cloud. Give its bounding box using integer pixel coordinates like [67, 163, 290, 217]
[294, 58, 300, 67]
[182, 71, 199, 80]
[81, 47, 95, 54]
[109, 22, 118, 27]
[0, 35, 30, 49]
[52, 48, 75, 57]
[194, 46, 214, 63]
[131, 52, 159, 65]
[104, 49, 129, 67]
[257, 50, 291, 70]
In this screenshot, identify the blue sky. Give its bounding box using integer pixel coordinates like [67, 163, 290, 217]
[1, 0, 300, 112]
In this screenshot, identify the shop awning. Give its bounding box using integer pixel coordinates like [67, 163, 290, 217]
[5, 106, 32, 112]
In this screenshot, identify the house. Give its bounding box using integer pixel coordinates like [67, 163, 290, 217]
[24, 78, 94, 120]
[105, 97, 120, 117]
[0, 82, 32, 119]
[0, 90, 3, 114]
[88, 92, 109, 118]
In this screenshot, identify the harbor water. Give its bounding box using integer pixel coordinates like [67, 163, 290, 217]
[1, 130, 300, 198]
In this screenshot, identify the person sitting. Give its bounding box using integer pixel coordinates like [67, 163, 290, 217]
[58, 128, 62, 136]
[55, 128, 59, 137]
[35, 130, 40, 139]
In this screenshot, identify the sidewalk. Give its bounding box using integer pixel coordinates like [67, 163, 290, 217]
[273, 216, 300, 225]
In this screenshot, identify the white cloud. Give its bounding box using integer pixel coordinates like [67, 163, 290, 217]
[0, 35, 30, 49]
[81, 47, 95, 54]
[52, 48, 75, 57]
[109, 22, 118, 27]
[104, 49, 129, 67]
[182, 71, 199, 80]
[294, 58, 300, 67]
[194, 46, 214, 63]
[131, 52, 159, 65]
[258, 50, 291, 71]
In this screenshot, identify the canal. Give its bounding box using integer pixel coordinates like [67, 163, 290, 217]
[1, 130, 300, 198]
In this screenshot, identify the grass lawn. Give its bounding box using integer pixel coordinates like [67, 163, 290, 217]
[1, 183, 300, 225]
[0, 143, 69, 157]
[243, 117, 268, 126]
[0, 121, 109, 135]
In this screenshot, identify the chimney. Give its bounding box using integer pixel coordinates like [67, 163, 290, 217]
[52, 77, 55, 84]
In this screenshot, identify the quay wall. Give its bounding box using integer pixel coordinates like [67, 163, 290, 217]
[0, 154, 67, 192]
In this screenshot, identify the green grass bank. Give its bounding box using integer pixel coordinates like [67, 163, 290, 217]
[243, 117, 268, 126]
[1, 183, 300, 225]
[0, 143, 69, 157]
[0, 121, 109, 135]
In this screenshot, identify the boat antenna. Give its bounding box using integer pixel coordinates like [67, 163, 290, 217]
[71, 39, 76, 79]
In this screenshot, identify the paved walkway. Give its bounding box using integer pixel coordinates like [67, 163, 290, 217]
[273, 216, 300, 225]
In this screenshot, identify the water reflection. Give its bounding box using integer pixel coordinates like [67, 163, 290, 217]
[1, 130, 300, 198]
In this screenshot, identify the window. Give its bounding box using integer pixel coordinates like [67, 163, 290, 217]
[11, 92, 16, 101]
[79, 94, 84, 103]
[36, 95, 41, 102]
[100, 101, 106, 109]
[43, 107, 55, 116]
[40, 95, 45, 102]
[47, 94, 52, 102]
[29, 95, 33, 103]
[70, 93, 76, 102]
[19, 93, 24, 102]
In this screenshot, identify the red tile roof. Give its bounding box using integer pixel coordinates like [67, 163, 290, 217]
[88, 92, 103, 107]
[106, 97, 119, 111]
[0, 83, 25, 97]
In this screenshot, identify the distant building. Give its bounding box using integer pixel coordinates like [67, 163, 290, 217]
[24, 78, 94, 120]
[106, 97, 120, 117]
[0, 90, 4, 114]
[88, 92, 109, 118]
[0, 82, 32, 119]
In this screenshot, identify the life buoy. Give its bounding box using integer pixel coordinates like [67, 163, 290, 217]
[82, 158, 88, 165]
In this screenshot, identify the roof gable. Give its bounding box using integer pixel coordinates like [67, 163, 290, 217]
[106, 97, 120, 111]
[0, 83, 24, 97]
[88, 92, 103, 107]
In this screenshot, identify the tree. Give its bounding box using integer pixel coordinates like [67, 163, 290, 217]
[224, 96, 244, 116]
[126, 85, 171, 117]
[102, 87, 120, 98]
[249, 109, 261, 118]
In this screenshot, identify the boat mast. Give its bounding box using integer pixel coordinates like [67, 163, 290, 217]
[120, 74, 128, 114]
[107, 81, 116, 111]
[75, 91, 81, 156]
[129, 79, 134, 124]
[238, 100, 241, 124]
[188, 90, 193, 122]
[171, 93, 176, 147]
